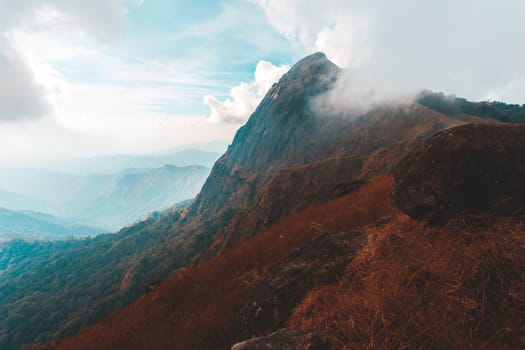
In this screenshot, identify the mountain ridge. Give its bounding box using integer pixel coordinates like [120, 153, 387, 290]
[32, 148, 222, 175]
[0, 164, 210, 229]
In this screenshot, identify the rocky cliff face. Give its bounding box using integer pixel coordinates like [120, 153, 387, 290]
[188, 54, 464, 227]
[181, 53, 463, 263]
[188, 53, 342, 221]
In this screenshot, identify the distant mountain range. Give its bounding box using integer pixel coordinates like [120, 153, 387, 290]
[46, 148, 222, 175]
[0, 164, 211, 230]
[0, 189, 53, 214]
[0, 146, 223, 230]
[169, 140, 230, 154]
[0, 208, 103, 241]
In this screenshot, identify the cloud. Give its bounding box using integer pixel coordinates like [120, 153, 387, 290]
[0, 113, 240, 165]
[0, 35, 52, 121]
[255, 0, 525, 104]
[204, 60, 289, 123]
[0, 0, 127, 121]
[0, 0, 126, 41]
[311, 70, 415, 118]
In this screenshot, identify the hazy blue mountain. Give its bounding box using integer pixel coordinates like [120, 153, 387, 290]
[60, 165, 211, 229]
[169, 140, 230, 153]
[0, 208, 103, 241]
[0, 189, 55, 213]
[0, 164, 211, 230]
[0, 168, 74, 205]
[46, 149, 221, 175]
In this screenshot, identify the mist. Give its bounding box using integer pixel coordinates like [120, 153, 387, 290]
[256, 0, 525, 104]
[310, 68, 417, 118]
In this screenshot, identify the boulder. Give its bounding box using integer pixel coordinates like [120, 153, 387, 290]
[394, 123, 525, 223]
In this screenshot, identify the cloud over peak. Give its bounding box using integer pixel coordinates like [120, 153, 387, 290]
[255, 0, 525, 104]
[204, 60, 289, 124]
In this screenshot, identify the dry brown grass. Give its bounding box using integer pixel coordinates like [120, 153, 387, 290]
[290, 215, 525, 350]
[50, 176, 398, 350]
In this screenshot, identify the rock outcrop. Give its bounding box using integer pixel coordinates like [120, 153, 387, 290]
[188, 53, 341, 222]
[231, 328, 330, 350]
[394, 123, 525, 223]
[240, 230, 366, 338]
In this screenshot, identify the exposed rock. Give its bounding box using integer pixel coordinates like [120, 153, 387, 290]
[186, 53, 462, 262]
[231, 328, 330, 350]
[193, 103, 462, 263]
[240, 231, 366, 338]
[188, 52, 341, 222]
[394, 123, 525, 223]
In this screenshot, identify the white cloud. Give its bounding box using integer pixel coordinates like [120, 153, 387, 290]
[253, 0, 371, 68]
[204, 60, 289, 124]
[0, 34, 52, 121]
[255, 0, 525, 104]
[0, 0, 291, 161]
[0, 0, 126, 41]
[0, 28, 240, 161]
[0, 1, 245, 160]
[0, 113, 240, 165]
[0, 0, 127, 122]
[311, 69, 416, 119]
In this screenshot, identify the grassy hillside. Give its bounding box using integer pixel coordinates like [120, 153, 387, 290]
[46, 176, 397, 350]
[290, 215, 525, 349]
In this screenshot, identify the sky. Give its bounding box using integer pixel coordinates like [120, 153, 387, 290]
[1, 0, 524, 163]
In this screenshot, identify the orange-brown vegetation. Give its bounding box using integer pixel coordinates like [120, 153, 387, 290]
[290, 215, 525, 349]
[49, 176, 398, 350]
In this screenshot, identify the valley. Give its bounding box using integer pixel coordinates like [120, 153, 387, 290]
[0, 148, 221, 231]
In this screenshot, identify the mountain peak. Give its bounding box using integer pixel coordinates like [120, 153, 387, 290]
[187, 53, 343, 221]
[291, 52, 334, 71]
[275, 52, 340, 93]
